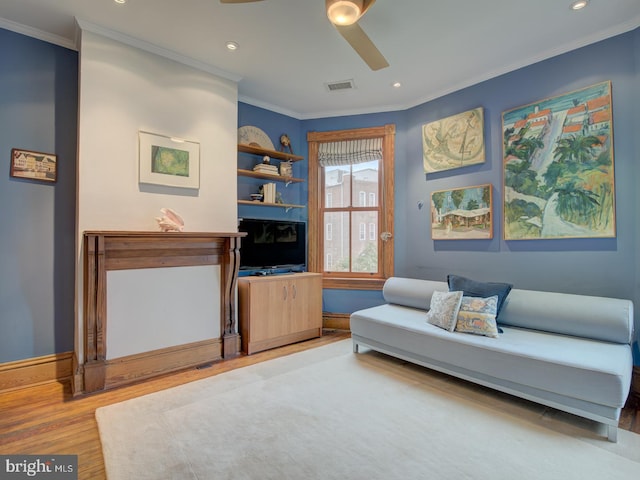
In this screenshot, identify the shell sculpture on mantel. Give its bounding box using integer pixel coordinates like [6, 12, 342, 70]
[155, 208, 184, 232]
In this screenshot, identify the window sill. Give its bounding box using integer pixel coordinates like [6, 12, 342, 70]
[322, 277, 385, 290]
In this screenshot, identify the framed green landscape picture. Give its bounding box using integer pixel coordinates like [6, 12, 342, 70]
[502, 81, 615, 240]
[139, 131, 200, 189]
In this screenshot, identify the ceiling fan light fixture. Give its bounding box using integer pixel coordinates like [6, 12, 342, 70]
[327, 0, 363, 26]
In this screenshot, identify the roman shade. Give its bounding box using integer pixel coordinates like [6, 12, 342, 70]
[318, 137, 383, 166]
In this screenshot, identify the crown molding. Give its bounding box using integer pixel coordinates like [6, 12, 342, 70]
[0, 17, 77, 50]
[237, 94, 303, 120]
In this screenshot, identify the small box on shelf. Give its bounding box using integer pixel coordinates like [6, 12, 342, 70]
[279, 161, 293, 178]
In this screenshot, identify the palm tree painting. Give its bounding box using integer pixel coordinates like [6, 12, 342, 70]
[431, 184, 492, 240]
[502, 81, 615, 240]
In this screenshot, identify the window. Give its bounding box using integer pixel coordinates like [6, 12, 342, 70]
[307, 125, 395, 290]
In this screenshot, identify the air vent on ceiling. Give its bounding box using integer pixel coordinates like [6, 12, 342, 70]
[325, 79, 356, 92]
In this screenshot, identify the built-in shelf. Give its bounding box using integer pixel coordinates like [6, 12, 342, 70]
[237, 142, 306, 212]
[237, 169, 303, 183]
[238, 200, 304, 209]
[238, 144, 304, 162]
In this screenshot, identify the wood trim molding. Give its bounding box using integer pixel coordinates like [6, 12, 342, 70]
[322, 313, 351, 331]
[103, 339, 221, 390]
[0, 352, 73, 393]
[632, 366, 640, 401]
[322, 278, 385, 290]
[81, 231, 245, 394]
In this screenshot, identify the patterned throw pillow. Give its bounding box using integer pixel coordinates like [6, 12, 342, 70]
[426, 291, 464, 332]
[455, 295, 500, 338]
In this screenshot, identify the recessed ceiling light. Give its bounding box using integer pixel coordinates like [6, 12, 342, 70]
[114, 0, 126, 4]
[392, 82, 402, 88]
[570, 0, 589, 10]
[225, 41, 239, 51]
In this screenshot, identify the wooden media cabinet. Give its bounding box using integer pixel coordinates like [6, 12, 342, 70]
[238, 272, 322, 354]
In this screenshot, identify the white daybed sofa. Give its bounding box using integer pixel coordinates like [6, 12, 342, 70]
[350, 277, 635, 442]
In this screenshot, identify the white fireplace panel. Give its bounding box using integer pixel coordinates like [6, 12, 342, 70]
[106, 265, 221, 360]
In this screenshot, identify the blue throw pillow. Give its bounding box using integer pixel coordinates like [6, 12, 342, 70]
[447, 274, 512, 318]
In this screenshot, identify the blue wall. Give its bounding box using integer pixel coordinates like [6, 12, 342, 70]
[0, 29, 78, 362]
[403, 30, 638, 300]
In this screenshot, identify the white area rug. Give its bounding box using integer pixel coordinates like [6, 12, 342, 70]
[96, 340, 640, 479]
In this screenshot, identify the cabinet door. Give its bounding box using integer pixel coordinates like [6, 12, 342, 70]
[287, 275, 322, 332]
[248, 278, 291, 343]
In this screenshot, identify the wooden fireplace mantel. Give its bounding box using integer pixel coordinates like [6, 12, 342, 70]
[81, 230, 245, 394]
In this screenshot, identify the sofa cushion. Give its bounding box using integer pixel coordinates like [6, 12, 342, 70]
[498, 289, 634, 344]
[426, 291, 463, 331]
[447, 274, 512, 317]
[383, 277, 448, 311]
[455, 295, 499, 338]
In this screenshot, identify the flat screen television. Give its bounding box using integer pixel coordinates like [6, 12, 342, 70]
[238, 218, 306, 271]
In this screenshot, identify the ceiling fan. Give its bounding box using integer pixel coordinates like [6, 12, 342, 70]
[220, 0, 389, 71]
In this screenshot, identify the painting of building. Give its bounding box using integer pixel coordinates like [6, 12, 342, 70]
[431, 184, 492, 240]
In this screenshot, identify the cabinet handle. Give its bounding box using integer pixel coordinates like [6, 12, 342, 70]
[283, 285, 288, 300]
[292, 284, 297, 299]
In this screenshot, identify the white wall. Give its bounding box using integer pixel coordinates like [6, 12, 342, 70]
[76, 28, 238, 364]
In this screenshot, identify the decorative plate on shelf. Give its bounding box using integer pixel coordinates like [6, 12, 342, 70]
[237, 126, 275, 151]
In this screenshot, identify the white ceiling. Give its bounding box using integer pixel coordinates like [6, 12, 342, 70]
[0, 0, 638, 119]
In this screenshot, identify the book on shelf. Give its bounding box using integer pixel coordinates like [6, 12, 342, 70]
[262, 182, 276, 203]
[253, 164, 279, 174]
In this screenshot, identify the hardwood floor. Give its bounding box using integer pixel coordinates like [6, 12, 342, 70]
[0, 329, 638, 480]
[0, 331, 349, 479]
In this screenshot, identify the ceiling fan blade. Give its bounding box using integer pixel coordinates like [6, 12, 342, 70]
[220, 0, 263, 3]
[360, 0, 376, 17]
[336, 23, 389, 71]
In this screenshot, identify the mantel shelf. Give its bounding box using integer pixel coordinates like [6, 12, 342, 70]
[238, 144, 304, 162]
[237, 169, 303, 183]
